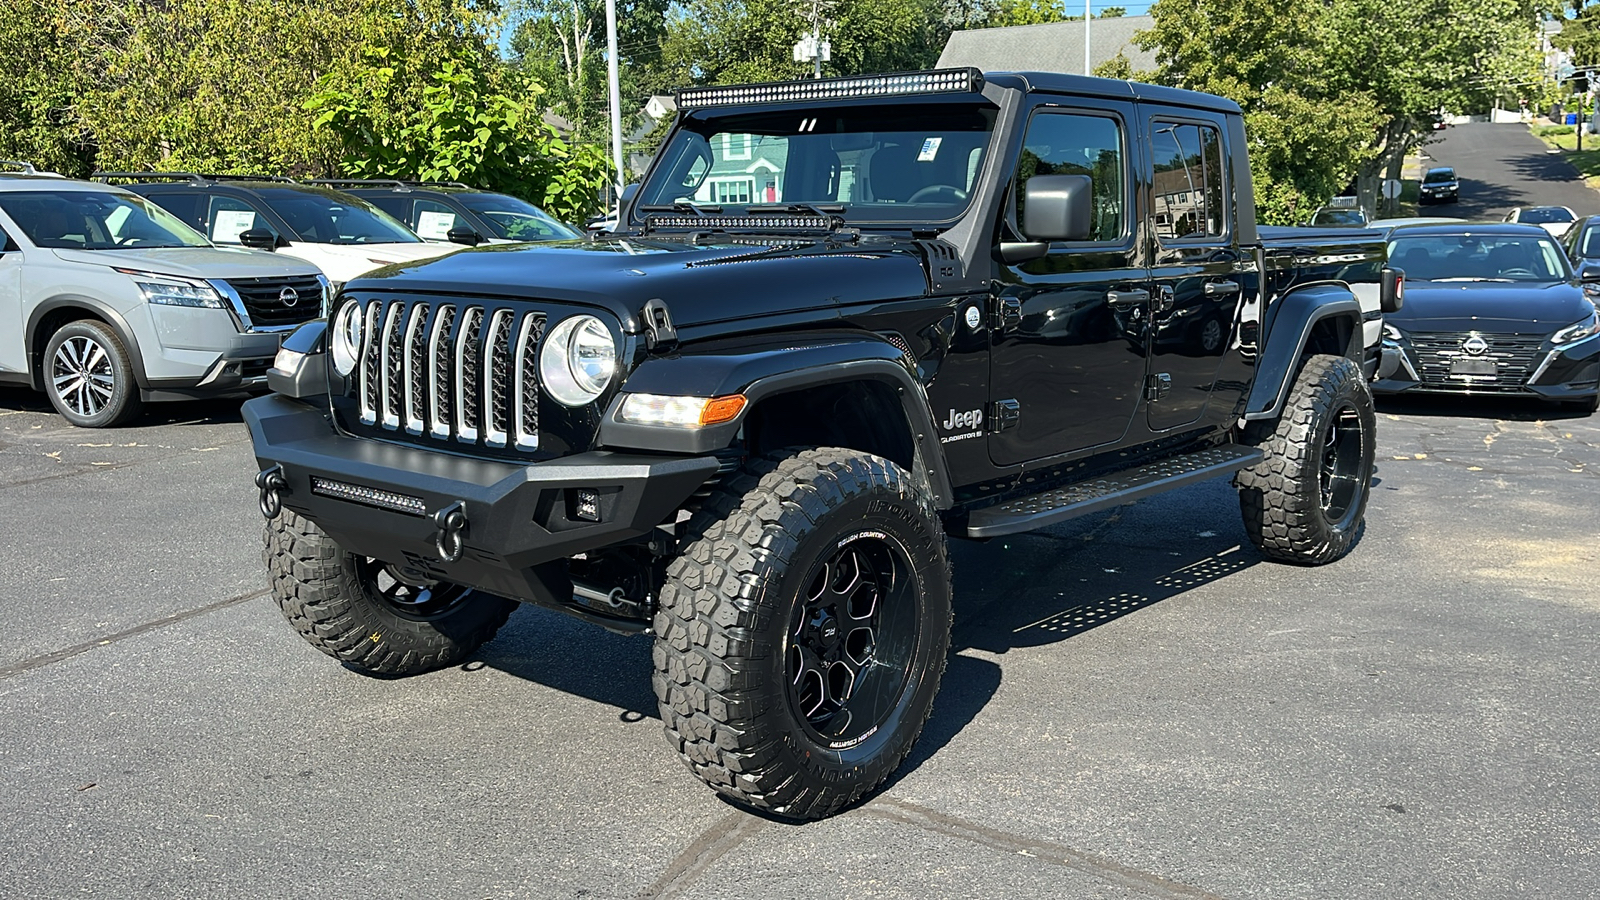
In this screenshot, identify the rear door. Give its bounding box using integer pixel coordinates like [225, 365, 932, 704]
[1142, 112, 1246, 432]
[0, 222, 22, 375]
[987, 99, 1149, 466]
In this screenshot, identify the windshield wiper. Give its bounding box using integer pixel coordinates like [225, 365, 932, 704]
[745, 203, 846, 217]
[638, 202, 723, 215]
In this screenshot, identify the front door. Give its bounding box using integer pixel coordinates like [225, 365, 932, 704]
[988, 103, 1149, 467]
[1143, 115, 1245, 432]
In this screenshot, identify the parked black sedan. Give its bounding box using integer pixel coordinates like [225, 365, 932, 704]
[1375, 224, 1600, 412]
[1559, 214, 1600, 274]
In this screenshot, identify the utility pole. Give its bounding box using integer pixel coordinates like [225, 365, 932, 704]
[605, 0, 625, 196]
[792, 0, 830, 79]
[1084, 0, 1091, 76]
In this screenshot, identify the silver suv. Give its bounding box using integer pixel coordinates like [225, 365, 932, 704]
[0, 174, 328, 427]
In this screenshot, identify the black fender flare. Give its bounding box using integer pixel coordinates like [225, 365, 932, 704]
[1242, 282, 1363, 421]
[598, 334, 954, 508]
[24, 296, 150, 391]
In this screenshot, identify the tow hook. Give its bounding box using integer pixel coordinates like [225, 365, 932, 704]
[255, 465, 287, 519]
[431, 501, 468, 563]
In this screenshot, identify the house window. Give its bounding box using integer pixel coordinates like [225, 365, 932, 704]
[721, 133, 752, 161]
[712, 179, 754, 204]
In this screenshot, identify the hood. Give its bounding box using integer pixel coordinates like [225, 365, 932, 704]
[49, 246, 322, 279]
[1392, 279, 1595, 332]
[290, 241, 460, 266]
[341, 236, 932, 331]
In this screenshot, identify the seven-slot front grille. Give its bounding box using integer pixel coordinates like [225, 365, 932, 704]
[1407, 332, 1546, 389]
[353, 299, 544, 450]
[224, 275, 324, 328]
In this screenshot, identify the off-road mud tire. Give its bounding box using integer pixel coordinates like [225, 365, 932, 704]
[264, 509, 517, 676]
[1237, 354, 1376, 565]
[652, 448, 952, 820]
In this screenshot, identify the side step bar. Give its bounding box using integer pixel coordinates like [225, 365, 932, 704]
[965, 444, 1264, 539]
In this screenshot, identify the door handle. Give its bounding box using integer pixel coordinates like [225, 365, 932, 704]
[1203, 281, 1241, 297]
[1106, 289, 1150, 309]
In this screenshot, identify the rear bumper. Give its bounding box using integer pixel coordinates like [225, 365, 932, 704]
[244, 394, 720, 604]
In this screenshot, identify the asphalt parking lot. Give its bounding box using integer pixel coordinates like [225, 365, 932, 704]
[1, 384, 1596, 899]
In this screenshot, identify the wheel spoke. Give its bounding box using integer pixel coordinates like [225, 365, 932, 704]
[83, 343, 107, 373]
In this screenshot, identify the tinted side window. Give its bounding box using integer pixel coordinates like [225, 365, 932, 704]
[205, 195, 268, 243]
[1015, 112, 1125, 243]
[411, 199, 464, 240]
[365, 195, 410, 222]
[145, 192, 203, 231]
[1151, 122, 1226, 240]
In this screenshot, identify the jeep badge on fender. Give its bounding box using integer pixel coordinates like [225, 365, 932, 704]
[245, 67, 1396, 821]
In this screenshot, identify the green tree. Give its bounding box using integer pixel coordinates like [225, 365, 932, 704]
[0, 0, 98, 174]
[507, 0, 671, 143]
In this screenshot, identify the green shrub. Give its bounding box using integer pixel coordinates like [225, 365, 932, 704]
[1535, 125, 1575, 137]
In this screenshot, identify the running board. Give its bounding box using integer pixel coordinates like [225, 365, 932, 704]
[965, 444, 1264, 539]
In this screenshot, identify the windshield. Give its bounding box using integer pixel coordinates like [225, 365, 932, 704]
[1423, 170, 1455, 184]
[0, 190, 211, 250]
[1518, 207, 1573, 225]
[254, 187, 420, 244]
[454, 193, 578, 240]
[1388, 233, 1571, 282]
[634, 101, 997, 225]
[1311, 208, 1365, 226]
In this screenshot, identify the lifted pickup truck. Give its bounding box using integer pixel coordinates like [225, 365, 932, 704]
[248, 68, 1401, 820]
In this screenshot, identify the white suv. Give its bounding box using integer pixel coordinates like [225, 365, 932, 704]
[0, 174, 329, 426]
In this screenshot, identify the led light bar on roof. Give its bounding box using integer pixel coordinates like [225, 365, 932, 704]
[676, 68, 985, 109]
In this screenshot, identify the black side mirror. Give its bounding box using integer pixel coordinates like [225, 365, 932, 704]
[1021, 174, 1093, 243]
[1581, 265, 1600, 283]
[1380, 266, 1405, 313]
[620, 183, 639, 205]
[238, 227, 279, 251]
[446, 226, 484, 247]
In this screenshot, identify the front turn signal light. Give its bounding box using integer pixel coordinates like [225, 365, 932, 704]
[618, 393, 747, 428]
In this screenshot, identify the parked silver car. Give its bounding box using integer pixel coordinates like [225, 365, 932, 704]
[0, 174, 328, 426]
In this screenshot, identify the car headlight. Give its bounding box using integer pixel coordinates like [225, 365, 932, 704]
[540, 315, 617, 406]
[115, 269, 225, 309]
[330, 301, 364, 377]
[1383, 323, 1405, 341]
[1552, 310, 1600, 345]
[618, 393, 747, 427]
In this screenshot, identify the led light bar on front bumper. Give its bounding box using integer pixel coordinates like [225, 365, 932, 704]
[676, 68, 984, 109]
[310, 476, 427, 516]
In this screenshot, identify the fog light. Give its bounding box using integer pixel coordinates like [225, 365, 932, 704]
[574, 488, 602, 522]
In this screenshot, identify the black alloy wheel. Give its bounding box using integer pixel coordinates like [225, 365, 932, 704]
[352, 556, 476, 620]
[787, 535, 917, 747]
[1317, 404, 1365, 523]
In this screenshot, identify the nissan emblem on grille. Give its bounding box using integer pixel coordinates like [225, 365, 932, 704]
[1461, 335, 1488, 356]
[279, 286, 299, 308]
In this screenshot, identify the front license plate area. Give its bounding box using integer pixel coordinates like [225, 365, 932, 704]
[1451, 358, 1497, 376]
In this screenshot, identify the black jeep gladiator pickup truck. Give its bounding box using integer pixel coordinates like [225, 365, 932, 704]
[249, 68, 1401, 820]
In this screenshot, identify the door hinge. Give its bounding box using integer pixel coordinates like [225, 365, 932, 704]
[991, 398, 1020, 432]
[994, 297, 1022, 332]
[1144, 373, 1172, 401]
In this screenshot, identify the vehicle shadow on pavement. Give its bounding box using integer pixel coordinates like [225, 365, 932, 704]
[1376, 394, 1593, 421]
[0, 386, 249, 428]
[1444, 177, 1524, 218]
[473, 607, 661, 721]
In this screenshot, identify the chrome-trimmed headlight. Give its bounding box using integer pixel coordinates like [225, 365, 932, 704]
[330, 301, 364, 377]
[1552, 310, 1600, 345]
[540, 314, 617, 406]
[115, 268, 225, 309]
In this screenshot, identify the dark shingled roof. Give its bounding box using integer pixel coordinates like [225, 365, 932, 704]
[936, 15, 1159, 75]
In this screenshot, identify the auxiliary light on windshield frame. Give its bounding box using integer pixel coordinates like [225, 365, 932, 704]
[676, 68, 985, 109]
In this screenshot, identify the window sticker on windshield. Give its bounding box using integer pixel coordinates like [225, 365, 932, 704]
[416, 210, 456, 240]
[212, 209, 257, 242]
[918, 137, 942, 162]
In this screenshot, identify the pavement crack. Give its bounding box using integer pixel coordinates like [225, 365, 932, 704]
[638, 809, 768, 898]
[0, 588, 268, 680]
[865, 796, 1232, 900]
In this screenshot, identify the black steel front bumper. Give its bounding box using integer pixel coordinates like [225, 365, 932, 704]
[244, 394, 720, 607]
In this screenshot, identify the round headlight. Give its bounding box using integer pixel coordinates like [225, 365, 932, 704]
[540, 315, 617, 406]
[331, 301, 363, 377]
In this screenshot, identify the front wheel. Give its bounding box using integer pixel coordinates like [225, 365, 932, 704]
[1236, 354, 1376, 565]
[264, 510, 517, 676]
[43, 320, 143, 428]
[652, 448, 952, 820]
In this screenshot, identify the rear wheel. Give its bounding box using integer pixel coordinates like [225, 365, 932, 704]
[1237, 354, 1376, 565]
[43, 320, 143, 428]
[264, 510, 517, 676]
[652, 448, 952, 820]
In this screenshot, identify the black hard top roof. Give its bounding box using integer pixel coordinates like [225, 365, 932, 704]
[985, 71, 1242, 115]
